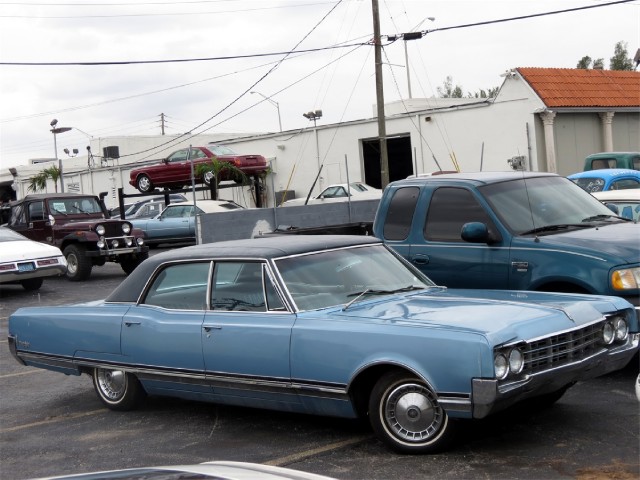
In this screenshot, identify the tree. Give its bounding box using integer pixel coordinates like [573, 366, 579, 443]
[610, 41, 634, 70]
[437, 76, 463, 98]
[27, 166, 61, 193]
[468, 87, 499, 99]
[576, 55, 604, 69]
[577, 41, 632, 70]
[195, 157, 246, 200]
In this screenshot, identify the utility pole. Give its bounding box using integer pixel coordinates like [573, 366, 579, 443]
[160, 113, 166, 135]
[372, 0, 389, 188]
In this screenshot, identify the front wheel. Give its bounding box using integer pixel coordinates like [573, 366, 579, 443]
[369, 371, 455, 454]
[92, 367, 145, 411]
[63, 244, 92, 281]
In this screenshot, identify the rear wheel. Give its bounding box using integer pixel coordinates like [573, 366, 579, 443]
[20, 278, 43, 291]
[63, 244, 92, 281]
[136, 174, 154, 193]
[369, 371, 455, 454]
[92, 367, 145, 411]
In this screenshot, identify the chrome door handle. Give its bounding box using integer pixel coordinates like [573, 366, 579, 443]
[203, 325, 222, 332]
[124, 321, 142, 326]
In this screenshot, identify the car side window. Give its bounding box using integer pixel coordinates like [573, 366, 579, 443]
[168, 150, 188, 163]
[211, 262, 281, 312]
[383, 186, 419, 240]
[143, 262, 211, 310]
[28, 202, 45, 221]
[610, 178, 639, 190]
[424, 187, 496, 242]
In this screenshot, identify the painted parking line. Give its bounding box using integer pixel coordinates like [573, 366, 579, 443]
[0, 369, 42, 379]
[264, 435, 372, 466]
[0, 409, 105, 434]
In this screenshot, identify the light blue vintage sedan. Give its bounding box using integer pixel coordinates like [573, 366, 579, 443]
[8, 236, 639, 453]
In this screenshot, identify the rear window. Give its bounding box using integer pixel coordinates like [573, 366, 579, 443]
[382, 187, 419, 240]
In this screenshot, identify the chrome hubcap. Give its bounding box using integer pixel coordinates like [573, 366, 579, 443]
[384, 383, 443, 442]
[96, 369, 126, 401]
[66, 254, 78, 274]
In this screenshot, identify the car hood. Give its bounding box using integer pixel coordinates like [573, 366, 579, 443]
[331, 288, 631, 346]
[525, 222, 640, 263]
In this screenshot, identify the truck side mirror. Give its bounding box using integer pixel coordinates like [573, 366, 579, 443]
[461, 222, 499, 244]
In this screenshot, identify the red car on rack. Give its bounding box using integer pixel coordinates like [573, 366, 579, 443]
[129, 145, 268, 193]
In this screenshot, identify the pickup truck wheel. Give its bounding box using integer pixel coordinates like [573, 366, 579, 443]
[120, 252, 149, 275]
[369, 371, 455, 454]
[92, 367, 145, 411]
[63, 244, 92, 281]
[136, 174, 154, 193]
[20, 278, 43, 291]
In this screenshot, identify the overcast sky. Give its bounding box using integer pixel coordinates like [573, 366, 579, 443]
[1, 0, 638, 169]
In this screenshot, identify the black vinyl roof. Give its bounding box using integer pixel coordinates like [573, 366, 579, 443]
[106, 235, 380, 303]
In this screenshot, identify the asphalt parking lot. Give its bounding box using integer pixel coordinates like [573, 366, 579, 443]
[1, 248, 639, 480]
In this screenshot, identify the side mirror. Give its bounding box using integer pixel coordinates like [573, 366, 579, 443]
[461, 222, 500, 244]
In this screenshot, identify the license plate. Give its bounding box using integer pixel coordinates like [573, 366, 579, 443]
[18, 262, 35, 272]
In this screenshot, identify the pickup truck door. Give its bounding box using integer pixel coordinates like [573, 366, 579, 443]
[385, 186, 511, 289]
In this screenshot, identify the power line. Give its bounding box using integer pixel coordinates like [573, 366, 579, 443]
[0, 42, 371, 66]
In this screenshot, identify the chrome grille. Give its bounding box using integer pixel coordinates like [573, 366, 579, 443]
[522, 321, 605, 374]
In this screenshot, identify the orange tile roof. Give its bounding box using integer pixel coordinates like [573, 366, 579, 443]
[516, 67, 640, 108]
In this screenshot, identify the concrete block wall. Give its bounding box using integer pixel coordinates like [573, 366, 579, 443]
[197, 200, 380, 243]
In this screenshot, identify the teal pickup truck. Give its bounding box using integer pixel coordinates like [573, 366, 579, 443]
[373, 172, 640, 306]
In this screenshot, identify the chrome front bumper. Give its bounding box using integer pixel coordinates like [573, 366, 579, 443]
[472, 333, 640, 419]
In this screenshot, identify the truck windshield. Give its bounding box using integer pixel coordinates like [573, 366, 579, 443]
[479, 176, 622, 235]
[47, 197, 103, 216]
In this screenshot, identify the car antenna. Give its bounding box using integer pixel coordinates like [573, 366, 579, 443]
[519, 156, 539, 243]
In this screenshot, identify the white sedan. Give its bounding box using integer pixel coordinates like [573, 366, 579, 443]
[282, 182, 381, 206]
[0, 227, 67, 290]
[592, 189, 640, 222]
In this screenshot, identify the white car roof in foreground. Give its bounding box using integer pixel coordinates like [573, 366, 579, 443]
[36, 461, 337, 480]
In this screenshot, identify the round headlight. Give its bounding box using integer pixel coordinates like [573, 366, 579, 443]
[613, 317, 629, 342]
[136, 237, 144, 246]
[508, 348, 524, 375]
[111, 239, 119, 248]
[494, 353, 509, 380]
[96, 225, 105, 235]
[602, 322, 615, 345]
[122, 223, 131, 234]
[97, 240, 105, 249]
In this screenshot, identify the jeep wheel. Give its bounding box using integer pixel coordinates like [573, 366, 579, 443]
[21, 278, 43, 291]
[120, 252, 149, 275]
[63, 244, 93, 281]
[136, 174, 154, 193]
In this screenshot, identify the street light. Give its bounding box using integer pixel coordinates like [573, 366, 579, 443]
[303, 110, 323, 172]
[251, 91, 282, 132]
[50, 119, 72, 193]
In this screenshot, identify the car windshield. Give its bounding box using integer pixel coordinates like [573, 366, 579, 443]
[275, 244, 434, 311]
[208, 145, 237, 156]
[47, 197, 104, 216]
[480, 176, 621, 235]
